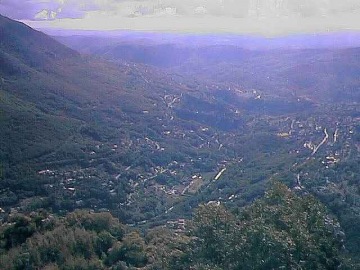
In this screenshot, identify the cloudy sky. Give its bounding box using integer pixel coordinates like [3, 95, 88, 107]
[1, 0, 360, 35]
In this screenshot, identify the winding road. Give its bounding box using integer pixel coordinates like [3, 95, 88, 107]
[312, 128, 329, 155]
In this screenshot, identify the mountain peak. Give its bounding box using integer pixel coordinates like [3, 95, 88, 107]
[0, 14, 79, 71]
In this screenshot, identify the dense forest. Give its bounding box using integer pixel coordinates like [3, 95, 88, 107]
[0, 183, 355, 269]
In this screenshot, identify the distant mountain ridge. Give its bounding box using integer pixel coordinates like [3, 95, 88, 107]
[54, 31, 360, 50]
[54, 31, 360, 104]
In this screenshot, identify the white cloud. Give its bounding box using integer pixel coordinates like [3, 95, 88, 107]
[2, 0, 359, 34]
[194, 6, 208, 15]
[34, 9, 58, 20]
[0, 0, 103, 20]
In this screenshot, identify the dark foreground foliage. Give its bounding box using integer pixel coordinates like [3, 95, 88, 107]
[187, 182, 346, 270]
[0, 183, 354, 270]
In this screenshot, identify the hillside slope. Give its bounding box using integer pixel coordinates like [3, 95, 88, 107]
[0, 15, 241, 222]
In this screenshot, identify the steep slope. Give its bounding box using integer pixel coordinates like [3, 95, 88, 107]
[0, 15, 78, 72]
[0, 15, 241, 222]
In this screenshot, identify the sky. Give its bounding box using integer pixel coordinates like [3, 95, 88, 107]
[1, 0, 360, 35]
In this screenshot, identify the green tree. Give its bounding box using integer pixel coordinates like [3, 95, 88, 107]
[186, 182, 344, 270]
[145, 227, 190, 269]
